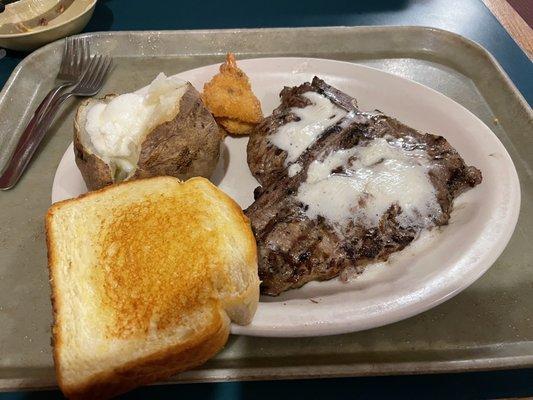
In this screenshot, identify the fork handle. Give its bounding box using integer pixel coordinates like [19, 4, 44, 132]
[14, 83, 73, 153]
[0, 93, 73, 190]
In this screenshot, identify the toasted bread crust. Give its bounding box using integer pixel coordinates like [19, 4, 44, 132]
[46, 177, 258, 399]
[62, 312, 229, 400]
[45, 204, 62, 395]
[47, 176, 257, 275]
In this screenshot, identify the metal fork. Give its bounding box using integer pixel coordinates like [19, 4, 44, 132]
[17, 37, 90, 150]
[0, 55, 112, 190]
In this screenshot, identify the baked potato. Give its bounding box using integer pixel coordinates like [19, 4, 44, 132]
[74, 74, 222, 191]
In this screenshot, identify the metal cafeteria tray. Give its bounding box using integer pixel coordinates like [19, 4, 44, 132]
[0, 26, 531, 391]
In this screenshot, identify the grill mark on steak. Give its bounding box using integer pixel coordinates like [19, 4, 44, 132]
[246, 78, 482, 295]
[247, 77, 359, 187]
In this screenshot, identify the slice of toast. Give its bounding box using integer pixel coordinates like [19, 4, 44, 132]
[46, 176, 259, 399]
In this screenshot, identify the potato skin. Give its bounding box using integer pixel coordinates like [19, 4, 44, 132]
[73, 106, 114, 191]
[133, 84, 221, 181]
[74, 84, 221, 191]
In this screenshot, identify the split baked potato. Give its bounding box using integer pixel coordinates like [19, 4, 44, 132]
[74, 74, 221, 191]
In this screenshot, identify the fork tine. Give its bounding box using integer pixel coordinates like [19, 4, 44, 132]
[91, 56, 111, 87]
[82, 38, 90, 71]
[92, 57, 112, 90]
[59, 38, 69, 72]
[77, 38, 84, 69]
[76, 56, 98, 87]
[69, 38, 78, 75]
[75, 37, 82, 71]
[68, 37, 77, 75]
[71, 37, 78, 71]
[59, 38, 72, 74]
[86, 56, 105, 88]
[66, 38, 73, 63]
[79, 56, 102, 89]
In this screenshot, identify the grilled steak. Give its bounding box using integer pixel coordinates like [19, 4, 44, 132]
[245, 78, 482, 296]
[247, 77, 358, 187]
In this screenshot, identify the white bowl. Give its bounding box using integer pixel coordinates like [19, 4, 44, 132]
[0, 0, 96, 51]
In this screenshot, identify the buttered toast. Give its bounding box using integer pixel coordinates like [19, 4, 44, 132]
[46, 176, 259, 400]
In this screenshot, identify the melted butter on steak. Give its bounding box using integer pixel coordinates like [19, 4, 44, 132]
[297, 136, 441, 229]
[246, 77, 482, 295]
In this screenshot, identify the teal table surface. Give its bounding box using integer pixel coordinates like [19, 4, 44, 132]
[1, 0, 532, 104]
[2, 370, 533, 399]
[0, 0, 532, 398]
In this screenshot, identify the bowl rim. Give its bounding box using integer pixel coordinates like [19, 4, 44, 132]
[0, 0, 97, 39]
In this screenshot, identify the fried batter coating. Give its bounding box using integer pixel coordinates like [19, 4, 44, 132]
[217, 117, 256, 135]
[202, 53, 263, 134]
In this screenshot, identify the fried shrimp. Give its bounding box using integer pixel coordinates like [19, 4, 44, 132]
[202, 53, 263, 135]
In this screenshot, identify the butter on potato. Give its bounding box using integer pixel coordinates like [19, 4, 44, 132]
[74, 75, 221, 191]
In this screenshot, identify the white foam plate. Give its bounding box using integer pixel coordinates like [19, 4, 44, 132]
[51, 58, 520, 337]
